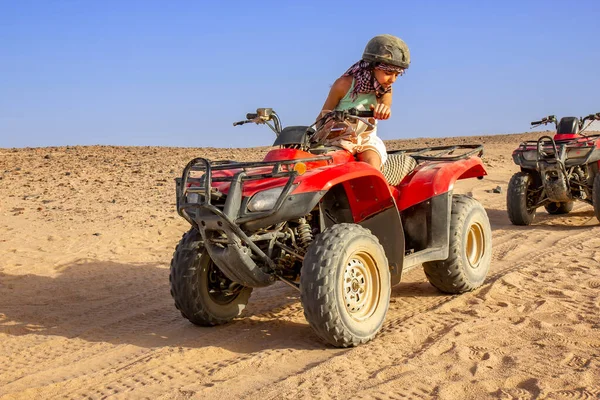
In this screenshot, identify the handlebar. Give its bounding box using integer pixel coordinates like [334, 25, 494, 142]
[583, 112, 600, 122]
[233, 108, 283, 135]
[530, 115, 556, 127]
[232, 112, 267, 127]
[319, 108, 375, 128]
[325, 108, 374, 120]
[348, 109, 374, 118]
[233, 106, 376, 141]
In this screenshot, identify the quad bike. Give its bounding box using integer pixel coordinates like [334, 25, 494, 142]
[170, 107, 492, 347]
[507, 112, 600, 225]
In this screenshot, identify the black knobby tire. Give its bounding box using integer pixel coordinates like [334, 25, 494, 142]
[593, 174, 600, 222]
[423, 195, 492, 294]
[544, 201, 574, 215]
[170, 228, 252, 326]
[507, 171, 538, 226]
[300, 224, 391, 347]
[382, 153, 418, 186]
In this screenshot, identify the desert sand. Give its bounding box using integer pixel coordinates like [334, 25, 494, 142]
[1, 131, 599, 399]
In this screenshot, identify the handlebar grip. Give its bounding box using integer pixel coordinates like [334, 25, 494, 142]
[531, 121, 543, 126]
[346, 108, 374, 118]
[246, 113, 258, 120]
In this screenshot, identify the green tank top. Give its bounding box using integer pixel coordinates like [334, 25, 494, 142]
[335, 79, 377, 111]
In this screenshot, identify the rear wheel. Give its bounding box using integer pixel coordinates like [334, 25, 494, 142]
[545, 201, 574, 215]
[424, 195, 492, 294]
[300, 224, 390, 347]
[170, 228, 253, 326]
[593, 174, 600, 222]
[507, 171, 540, 225]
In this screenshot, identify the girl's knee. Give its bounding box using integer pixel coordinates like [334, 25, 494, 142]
[357, 150, 382, 170]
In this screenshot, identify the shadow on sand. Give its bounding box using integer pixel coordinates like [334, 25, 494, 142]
[485, 207, 598, 232]
[0, 259, 446, 351]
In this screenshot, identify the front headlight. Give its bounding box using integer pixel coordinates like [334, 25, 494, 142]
[247, 187, 285, 212]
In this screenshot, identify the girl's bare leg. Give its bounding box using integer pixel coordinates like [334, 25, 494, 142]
[357, 150, 382, 170]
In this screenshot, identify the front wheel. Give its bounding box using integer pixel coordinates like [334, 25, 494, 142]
[545, 201, 574, 215]
[170, 228, 253, 326]
[507, 171, 539, 225]
[300, 224, 391, 347]
[424, 195, 492, 294]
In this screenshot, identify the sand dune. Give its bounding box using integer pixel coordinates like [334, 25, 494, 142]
[1, 131, 599, 399]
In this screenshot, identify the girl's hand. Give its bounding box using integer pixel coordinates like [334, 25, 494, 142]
[370, 103, 391, 120]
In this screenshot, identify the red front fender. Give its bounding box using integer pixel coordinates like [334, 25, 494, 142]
[395, 157, 487, 211]
[293, 162, 394, 222]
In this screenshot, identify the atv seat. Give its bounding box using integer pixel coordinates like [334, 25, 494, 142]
[382, 153, 417, 186]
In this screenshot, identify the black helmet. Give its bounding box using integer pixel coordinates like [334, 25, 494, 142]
[362, 34, 410, 69]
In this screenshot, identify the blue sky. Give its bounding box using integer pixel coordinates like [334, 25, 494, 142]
[2, 0, 600, 148]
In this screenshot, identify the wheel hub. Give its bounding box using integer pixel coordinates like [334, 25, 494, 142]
[207, 261, 242, 304]
[466, 221, 485, 268]
[342, 254, 380, 320]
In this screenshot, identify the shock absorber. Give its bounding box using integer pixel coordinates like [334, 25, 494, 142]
[297, 217, 313, 249]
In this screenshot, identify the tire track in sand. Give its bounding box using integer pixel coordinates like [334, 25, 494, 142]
[2, 221, 599, 399]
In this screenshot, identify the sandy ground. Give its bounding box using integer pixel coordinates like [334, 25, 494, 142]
[1, 131, 600, 399]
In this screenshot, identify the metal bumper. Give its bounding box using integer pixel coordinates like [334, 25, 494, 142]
[176, 157, 325, 288]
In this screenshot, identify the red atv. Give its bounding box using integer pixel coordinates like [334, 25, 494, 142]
[170, 108, 492, 347]
[508, 112, 600, 225]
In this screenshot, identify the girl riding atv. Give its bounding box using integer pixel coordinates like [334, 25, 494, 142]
[314, 34, 410, 170]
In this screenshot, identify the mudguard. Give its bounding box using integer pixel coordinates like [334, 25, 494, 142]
[293, 161, 395, 222]
[306, 164, 405, 285]
[395, 157, 487, 211]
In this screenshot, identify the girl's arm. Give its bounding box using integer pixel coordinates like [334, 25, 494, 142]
[316, 76, 352, 122]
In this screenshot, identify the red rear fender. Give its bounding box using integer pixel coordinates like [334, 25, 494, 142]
[396, 157, 487, 211]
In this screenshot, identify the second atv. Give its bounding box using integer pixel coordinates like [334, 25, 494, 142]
[170, 107, 493, 347]
[508, 112, 600, 225]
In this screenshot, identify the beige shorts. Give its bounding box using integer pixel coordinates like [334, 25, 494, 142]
[335, 132, 388, 164]
[315, 112, 388, 164]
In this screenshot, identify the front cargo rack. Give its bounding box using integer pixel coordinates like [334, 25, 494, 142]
[513, 134, 600, 168]
[175, 156, 332, 227]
